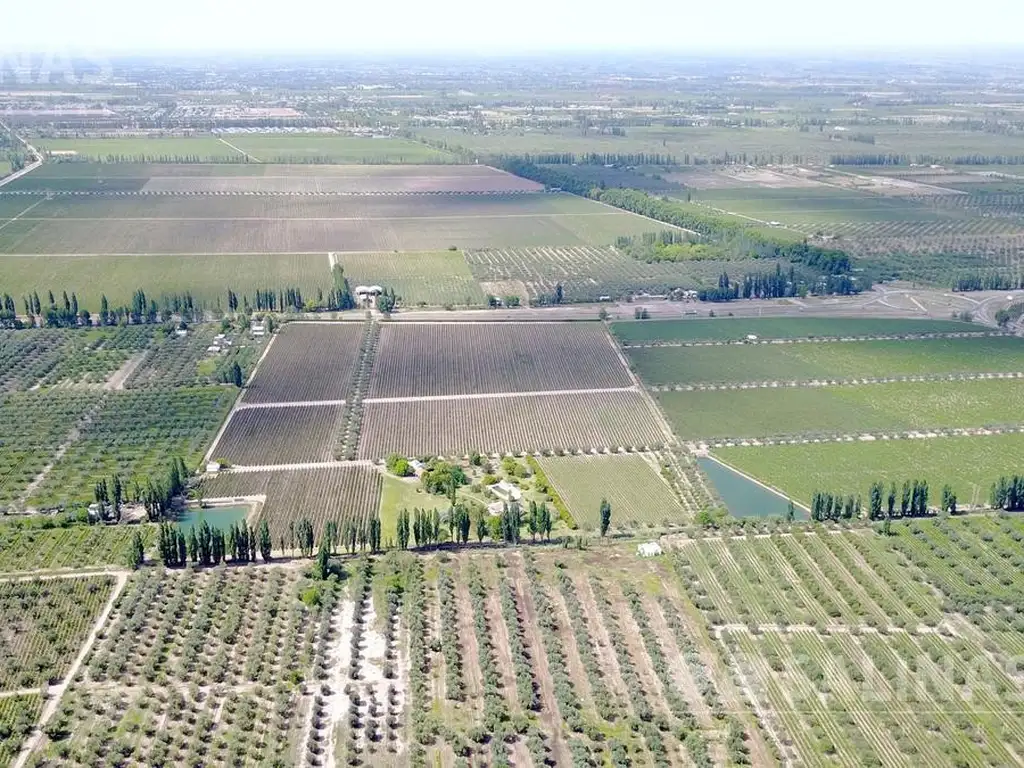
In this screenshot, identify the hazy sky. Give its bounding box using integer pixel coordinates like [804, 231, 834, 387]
[4, 0, 1024, 55]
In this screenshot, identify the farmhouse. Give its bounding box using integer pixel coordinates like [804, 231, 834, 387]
[637, 541, 663, 557]
[489, 480, 522, 503]
[355, 285, 383, 308]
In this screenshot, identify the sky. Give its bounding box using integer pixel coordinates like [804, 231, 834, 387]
[3, 0, 1024, 55]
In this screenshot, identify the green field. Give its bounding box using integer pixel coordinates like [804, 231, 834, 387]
[331, 251, 486, 307]
[538, 453, 686, 530]
[628, 336, 1024, 385]
[220, 134, 454, 164]
[716, 433, 1024, 507]
[612, 316, 981, 344]
[378, 474, 451, 543]
[659, 378, 1024, 439]
[0, 253, 331, 311]
[36, 137, 244, 162]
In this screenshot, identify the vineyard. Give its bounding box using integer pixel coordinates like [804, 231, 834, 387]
[200, 466, 382, 545]
[329, 251, 487, 308]
[676, 514, 1024, 766]
[0, 522, 154, 572]
[243, 322, 365, 404]
[359, 390, 667, 458]
[611, 316, 981, 345]
[538, 453, 688, 531]
[214, 404, 345, 466]
[0, 695, 41, 766]
[367, 322, 631, 398]
[465, 245, 757, 302]
[658, 377, 1024, 440]
[626, 336, 1024, 386]
[0, 575, 115, 690]
[716, 432, 1024, 508]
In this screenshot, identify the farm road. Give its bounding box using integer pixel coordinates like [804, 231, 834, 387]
[215, 136, 259, 162]
[363, 385, 637, 404]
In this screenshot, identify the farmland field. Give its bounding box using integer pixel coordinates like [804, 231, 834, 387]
[29, 387, 236, 507]
[0, 694, 41, 766]
[244, 322, 365, 404]
[330, 251, 486, 307]
[0, 193, 662, 253]
[0, 252, 331, 311]
[627, 336, 1024, 386]
[367, 322, 631, 398]
[32, 567, 328, 767]
[659, 377, 1024, 440]
[466, 245, 760, 302]
[35, 136, 245, 161]
[677, 515, 1024, 766]
[214, 133, 455, 164]
[0, 575, 115, 690]
[213, 404, 343, 465]
[538, 453, 687, 530]
[612, 316, 983, 345]
[0, 522, 154, 573]
[200, 465, 382, 545]
[715, 432, 1024, 506]
[359, 390, 666, 458]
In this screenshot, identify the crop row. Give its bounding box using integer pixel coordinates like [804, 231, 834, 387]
[358, 390, 666, 459]
[215, 404, 344, 466]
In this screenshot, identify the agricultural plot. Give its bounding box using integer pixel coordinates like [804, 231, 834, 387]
[359, 390, 666, 458]
[677, 517, 1024, 766]
[612, 316, 981, 345]
[214, 133, 455, 164]
[627, 336, 1024, 386]
[367, 322, 631, 398]
[0, 575, 115, 690]
[538, 453, 687, 531]
[213, 404, 344, 466]
[0, 193, 660, 253]
[397, 548, 762, 768]
[659, 378, 1024, 440]
[0, 522, 153, 573]
[0, 328, 149, 392]
[0, 694, 41, 766]
[466, 245, 758, 302]
[0, 252, 330, 312]
[244, 322, 365, 404]
[127, 325, 265, 390]
[32, 568, 328, 767]
[715, 432, 1024, 507]
[30, 387, 236, 507]
[200, 465, 381, 546]
[0, 390, 94, 511]
[35, 136, 245, 162]
[140, 163, 542, 193]
[330, 251, 486, 307]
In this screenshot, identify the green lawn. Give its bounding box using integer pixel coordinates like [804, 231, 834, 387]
[538, 453, 686, 530]
[378, 474, 450, 543]
[659, 378, 1024, 439]
[627, 336, 1024, 385]
[36, 137, 244, 162]
[0, 253, 331, 311]
[332, 251, 486, 307]
[612, 317, 981, 344]
[222, 134, 454, 164]
[716, 433, 1024, 507]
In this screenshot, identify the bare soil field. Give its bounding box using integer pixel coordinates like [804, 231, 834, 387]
[212, 404, 344, 465]
[367, 321, 631, 398]
[243, 322, 365, 404]
[358, 390, 665, 458]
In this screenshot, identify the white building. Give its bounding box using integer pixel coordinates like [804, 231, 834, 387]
[488, 480, 522, 503]
[637, 542, 663, 558]
[354, 285, 384, 308]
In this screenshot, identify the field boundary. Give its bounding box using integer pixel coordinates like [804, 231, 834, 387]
[363, 385, 637, 404]
[705, 424, 1024, 449]
[621, 330, 1008, 348]
[650, 370, 1024, 391]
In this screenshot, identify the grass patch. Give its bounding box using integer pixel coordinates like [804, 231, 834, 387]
[36, 137, 244, 162]
[219, 134, 454, 164]
[378, 474, 449, 542]
[332, 251, 486, 307]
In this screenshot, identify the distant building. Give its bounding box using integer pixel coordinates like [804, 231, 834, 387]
[637, 542, 663, 558]
[409, 459, 426, 477]
[354, 285, 383, 308]
[206, 461, 222, 474]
